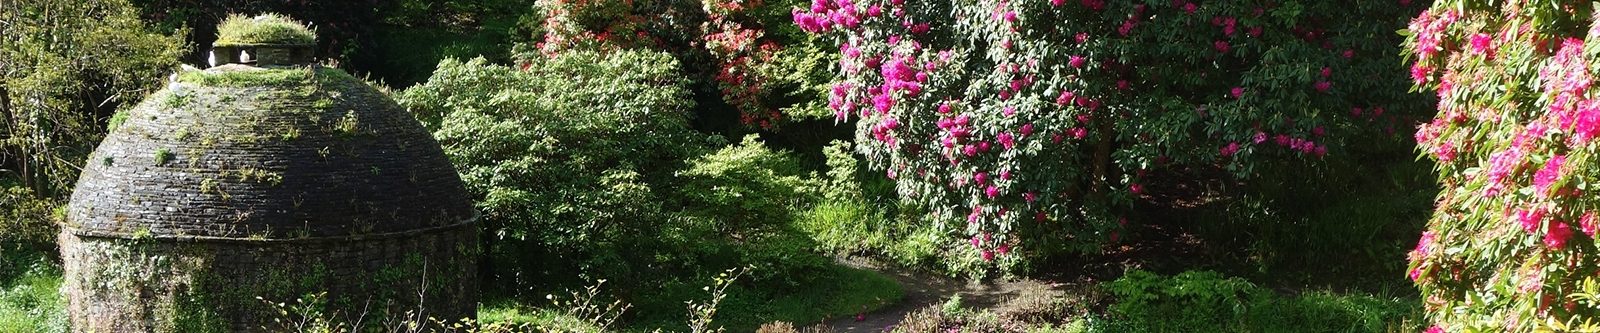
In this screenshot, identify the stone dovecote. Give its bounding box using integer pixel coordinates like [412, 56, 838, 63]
[58, 14, 478, 332]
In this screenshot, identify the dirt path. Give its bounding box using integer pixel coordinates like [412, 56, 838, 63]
[821, 257, 1055, 332]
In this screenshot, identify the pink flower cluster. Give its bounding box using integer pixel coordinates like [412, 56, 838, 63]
[793, 0, 867, 33]
[1408, 9, 1458, 60]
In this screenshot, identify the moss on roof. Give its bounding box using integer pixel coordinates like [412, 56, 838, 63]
[176, 65, 358, 88]
[214, 13, 316, 47]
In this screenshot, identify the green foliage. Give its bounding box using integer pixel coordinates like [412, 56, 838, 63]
[1104, 270, 1420, 333]
[400, 50, 896, 330]
[398, 51, 705, 290]
[0, 185, 58, 248]
[214, 13, 316, 46]
[0, 0, 186, 201]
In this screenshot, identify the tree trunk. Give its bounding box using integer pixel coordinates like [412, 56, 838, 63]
[1091, 117, 1114, 198]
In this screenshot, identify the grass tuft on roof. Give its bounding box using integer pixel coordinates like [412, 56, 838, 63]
[215, 13, 316, 47]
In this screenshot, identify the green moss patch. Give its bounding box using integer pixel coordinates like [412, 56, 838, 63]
[176, 67, 358, 88]
[214, 14, 315, 47]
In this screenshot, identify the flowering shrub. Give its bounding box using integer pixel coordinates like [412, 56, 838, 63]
[1404, 1, 1600, 330]
[518, 0, 836, 130]
[799, 0, 1425, 269]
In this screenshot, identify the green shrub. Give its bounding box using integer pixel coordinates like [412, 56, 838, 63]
[399, 50, 706, 292]
[0, 185, 59, 249]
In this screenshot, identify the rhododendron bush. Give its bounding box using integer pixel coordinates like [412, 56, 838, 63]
[1405, 1, 1600, 331]
[800, 0, 1426, 269]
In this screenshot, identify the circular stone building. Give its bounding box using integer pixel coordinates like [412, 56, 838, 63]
[59, 14, 477, 332]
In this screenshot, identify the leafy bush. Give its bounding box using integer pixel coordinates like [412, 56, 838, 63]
[399, 50, 708, 294]
[1403, 1, 1600, 331]
[0, 186, 60, 250]
[797, 0, 1430, 271]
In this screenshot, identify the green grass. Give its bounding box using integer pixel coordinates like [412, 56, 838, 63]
[1101, 270, 1422, 333]
[0, 252, 67, 333]
[214, 13, 316, 46]
[480, 303, 607, 332]
[618, 264, 901, 332]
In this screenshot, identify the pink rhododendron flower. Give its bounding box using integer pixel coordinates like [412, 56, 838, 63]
[1469, 33, 1492, 55]
[980, 250, 994, 261]
[1130, 183, 1143, 194]
[1410, 64, 1431, 84]
[997, 132, 1016, 149]
[1214, 40, 1230, 53]
[1253, 132, 1267, 144]
[1314, 81, 1331, 92]
[1220, 142, 1241, 157]
[1533, 155, 1566, 197]
[1517, 207, 1546, 235]
[1183, 3, 1196, 13]
[1547, 220, 1572, 249]
[1582, 212, 1598, 237]
[1230, 87, 1244, 98]
[985, 185, 999, 198]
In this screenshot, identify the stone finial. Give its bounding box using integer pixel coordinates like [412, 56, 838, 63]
[208, 13, 316, 67]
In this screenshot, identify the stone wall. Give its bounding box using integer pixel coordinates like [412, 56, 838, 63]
[59, 221, 478, 332]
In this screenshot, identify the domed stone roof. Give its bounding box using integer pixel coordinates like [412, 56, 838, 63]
[58, 15, 478, 332]
[66, 64, 474, 239]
